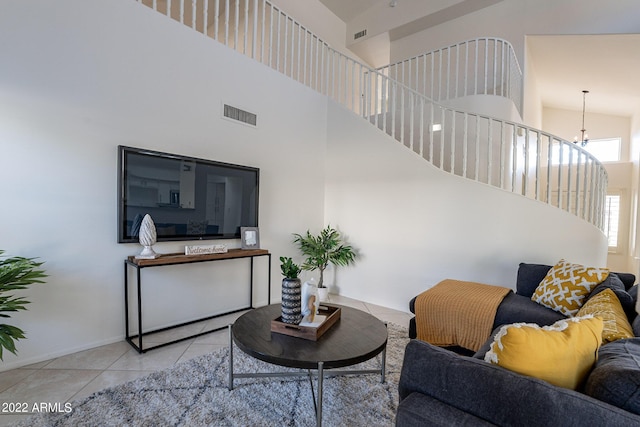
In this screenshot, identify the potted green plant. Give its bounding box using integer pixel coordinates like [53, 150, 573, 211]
[293, 225, 356, 301]
[280, 256, 302, 280]
[0, 250, 46, 360]
[279, 256, 302, 324]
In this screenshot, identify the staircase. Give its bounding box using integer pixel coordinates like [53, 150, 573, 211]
[376, 37, 522, 117]
[135, 0, 608, 230]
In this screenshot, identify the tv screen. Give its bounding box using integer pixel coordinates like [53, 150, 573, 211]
[118, 146, 259, 243]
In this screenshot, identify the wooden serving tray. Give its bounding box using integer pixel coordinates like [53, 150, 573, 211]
[271, 305, 341, 341]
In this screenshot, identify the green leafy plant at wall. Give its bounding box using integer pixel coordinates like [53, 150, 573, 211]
[279, 256, 302, 279]
[293, 225, 356, 288]
[0, 250, 46, 360]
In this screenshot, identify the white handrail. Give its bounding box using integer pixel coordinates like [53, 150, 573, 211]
[135, 0, 607, 230]
[376, 37, 523, 115]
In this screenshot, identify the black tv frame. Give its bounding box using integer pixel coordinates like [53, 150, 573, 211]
[117, 145, 259, 243]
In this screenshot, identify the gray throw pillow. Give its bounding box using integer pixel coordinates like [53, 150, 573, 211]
[585, 339, 640, 415]
[588, 273, 635, 315]
[515, 263, 552, 297]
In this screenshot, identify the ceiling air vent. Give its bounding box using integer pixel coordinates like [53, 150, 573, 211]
[223, 104, 257, 127]
[354, 29, 367, 40]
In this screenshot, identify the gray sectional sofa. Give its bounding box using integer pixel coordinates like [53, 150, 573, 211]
[398, 263, 640, 426]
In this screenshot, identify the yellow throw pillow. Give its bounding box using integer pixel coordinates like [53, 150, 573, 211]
[577, 288, 634, 343]
[531, 259, 609, 316]
[484, 316, 603, 390]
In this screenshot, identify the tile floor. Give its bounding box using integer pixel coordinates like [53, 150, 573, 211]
[0, 295, 412, 426]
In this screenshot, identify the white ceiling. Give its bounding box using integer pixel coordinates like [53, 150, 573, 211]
[319, 1, 640, 118]
[528, 34, 640, 117]
[318, 0, 383, 22]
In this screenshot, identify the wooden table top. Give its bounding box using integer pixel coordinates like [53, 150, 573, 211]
[231, 304, 388, 370]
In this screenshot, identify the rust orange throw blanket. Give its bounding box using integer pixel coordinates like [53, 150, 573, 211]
[415, 279, 511, 351]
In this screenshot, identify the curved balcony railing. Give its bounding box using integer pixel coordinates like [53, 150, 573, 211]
[376, 38, 523, 116]
[135, 0, 607, 230]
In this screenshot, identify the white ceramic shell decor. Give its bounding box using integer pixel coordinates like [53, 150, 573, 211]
[136, 214, 160, 259]
[301, 281, 319, 318]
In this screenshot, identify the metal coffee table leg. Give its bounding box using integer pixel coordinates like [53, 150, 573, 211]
[228, 324, 234, 391]
[381, 344, 386, 383]
[317, 362, 324, 427]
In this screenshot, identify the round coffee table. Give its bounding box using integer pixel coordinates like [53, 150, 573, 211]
[228, 303, 387, 426]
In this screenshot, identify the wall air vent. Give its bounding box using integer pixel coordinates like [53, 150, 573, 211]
[354, 29, 367, 40]
[223, 104, 257, 127]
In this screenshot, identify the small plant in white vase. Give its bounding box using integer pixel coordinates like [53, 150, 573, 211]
[293, 225, 356, 302]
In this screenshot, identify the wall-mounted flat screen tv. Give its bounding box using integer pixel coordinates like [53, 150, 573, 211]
[118, 146, 259, 243]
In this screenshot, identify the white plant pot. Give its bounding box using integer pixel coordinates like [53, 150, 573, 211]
[317, 287, 329, 302]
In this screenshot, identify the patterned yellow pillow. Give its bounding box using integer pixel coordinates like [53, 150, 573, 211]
[484, 316, 603, 390]
[577, 288, 634, 343]
[531, 259, 609, 316]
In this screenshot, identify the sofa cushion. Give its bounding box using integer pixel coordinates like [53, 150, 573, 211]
[634, 315, 640, 337]
[516, 263, 552, 297]
[484, 316, 603, 389]
[585, 339, 640, 415]
[589, 273, 635, 314]
[531, 259, 609, 316]
[630, 285, 638, 304]
[399, 339, 640, 426]
[630, 285, 639, 324]
[578, 289, 634, 343]
[617, 272, 637, 290]
[493, 292, 566, 329]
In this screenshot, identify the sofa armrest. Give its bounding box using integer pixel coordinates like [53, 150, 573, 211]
[399, 340, 640, 426]
[396, 392, 493, 427]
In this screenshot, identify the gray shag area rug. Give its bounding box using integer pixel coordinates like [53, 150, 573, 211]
[15, 323, 409, 427]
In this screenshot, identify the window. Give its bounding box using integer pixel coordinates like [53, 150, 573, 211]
[604, 194, 620, 250]
[550, 137, 621, 165]
[583, 138, 621, 162]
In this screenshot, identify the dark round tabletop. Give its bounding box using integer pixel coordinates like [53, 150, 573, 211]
[231, 303, 388, 370]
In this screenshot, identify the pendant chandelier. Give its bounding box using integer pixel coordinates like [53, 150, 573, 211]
[574, 90, 589, 147]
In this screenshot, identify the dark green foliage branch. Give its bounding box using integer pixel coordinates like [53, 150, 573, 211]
[293, 225, 356, 288]
[279, 256, 301, 279]
[0, 250, 46, 360]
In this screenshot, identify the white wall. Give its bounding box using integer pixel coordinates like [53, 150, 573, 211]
[542, 107, 633, 271]
[325, 101, 608, 312]
[0, 0, 327, 370]
[440, 95, 522, 124]
[628, 111, 640, 278]
[522, 40, 543, 128]
[605, 161, 634, 272]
